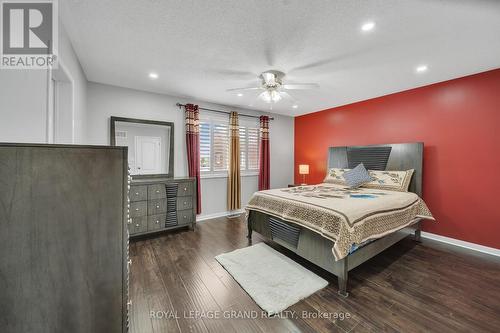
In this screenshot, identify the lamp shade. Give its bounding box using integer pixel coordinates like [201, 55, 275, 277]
[299, 164, 309, 175]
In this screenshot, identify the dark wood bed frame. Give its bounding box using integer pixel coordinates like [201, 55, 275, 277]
[247, 142, 424, 297]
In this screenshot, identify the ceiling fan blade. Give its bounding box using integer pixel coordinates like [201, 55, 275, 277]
[226, 87, 263, 92]
[261, 72, 276, 85]
[258, 91, 271, 103]
[208, 69, 256, 78]
[283, 83, 320, 90]
[280, 91, 297, 103]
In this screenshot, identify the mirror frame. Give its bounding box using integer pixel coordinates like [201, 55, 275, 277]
[110, 116, 175, 179]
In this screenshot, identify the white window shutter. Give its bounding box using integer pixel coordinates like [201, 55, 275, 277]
[199, 122, 211, 172]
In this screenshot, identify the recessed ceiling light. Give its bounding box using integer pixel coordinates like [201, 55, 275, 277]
[292, 105, 298, 109]
[361, 21, 375, 32]
[237, 93, 243, 97]
[148, 72, 159, 79]
[416, 65, 428, 73]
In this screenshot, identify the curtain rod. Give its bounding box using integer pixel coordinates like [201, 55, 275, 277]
[176, 103, 274, 120]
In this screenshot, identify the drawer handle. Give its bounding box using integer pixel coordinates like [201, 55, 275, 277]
[183, 201, 187, 205]
[155, 190, 160, 193]
[135, 192, 139, 195]
[155, 220, 159, 224]
[156, 204, 160, 208]
[135, 208, 139, 211]
[183, 215, 187, 219]
[184, 187, 187, 191]
[135, 224, 140, 227]
[128, 219, 132, 224]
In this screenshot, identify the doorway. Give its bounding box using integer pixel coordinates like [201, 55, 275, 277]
[47, 62, 74, 143]
[134, 136, 162, 174]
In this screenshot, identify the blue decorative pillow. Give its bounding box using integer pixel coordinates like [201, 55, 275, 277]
[343, 163, 372, 188]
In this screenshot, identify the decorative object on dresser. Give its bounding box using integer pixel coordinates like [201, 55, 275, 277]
[0, 143, 128, 333]
[128, 177, 196, 237]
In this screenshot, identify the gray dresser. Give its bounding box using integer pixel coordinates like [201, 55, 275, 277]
[128, 177, 196, 236]
[0, 143, 128, 333]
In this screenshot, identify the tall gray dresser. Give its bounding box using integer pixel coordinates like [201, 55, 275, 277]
[0, 144, 128, 333]
[128, 177, 196, 237]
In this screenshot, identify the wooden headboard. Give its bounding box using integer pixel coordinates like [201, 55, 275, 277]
[327, 142, 423, 196]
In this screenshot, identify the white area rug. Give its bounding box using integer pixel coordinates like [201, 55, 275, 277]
[215, 243, 328, 315]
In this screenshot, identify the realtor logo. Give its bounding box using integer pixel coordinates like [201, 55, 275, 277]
[1, 0, 58, 69]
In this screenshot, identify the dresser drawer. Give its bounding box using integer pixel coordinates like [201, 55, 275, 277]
[148, 184, 166, 199]
[177, 182, 193, 197]
[130, 185, 147, 202]
[177, 196, 193, 210]
[177, 210, 193, 225]
[128, 216, 147, 235]
[130, 201, 147, 217]
[149, 198, 167, 215]
[148, 214, 166, 231]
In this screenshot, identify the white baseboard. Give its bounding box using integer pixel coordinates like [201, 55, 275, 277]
[421, 231, 500, 257]
[197, 209, 245, 222]
[195, 213, 500, 257]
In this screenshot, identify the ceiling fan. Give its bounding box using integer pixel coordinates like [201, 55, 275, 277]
[226, 70, 319, 104]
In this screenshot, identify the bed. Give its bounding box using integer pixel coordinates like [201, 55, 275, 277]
[246, 142, 434, 297]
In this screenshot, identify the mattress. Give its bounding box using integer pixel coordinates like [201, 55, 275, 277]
[246, 183, 434, 260]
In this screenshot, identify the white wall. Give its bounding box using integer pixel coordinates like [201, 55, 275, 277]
[86, 82, 294, 218]
[58, 23, 87, 143]
[0, 21, 87, 143]
[0, 14, 294, 219]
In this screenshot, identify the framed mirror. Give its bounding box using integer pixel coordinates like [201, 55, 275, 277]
[110, 116, 174, 178]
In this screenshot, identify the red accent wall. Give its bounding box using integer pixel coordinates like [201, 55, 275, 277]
[294, 69, 500, 249]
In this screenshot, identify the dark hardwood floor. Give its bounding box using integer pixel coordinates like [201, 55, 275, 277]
[129, 216, 500, 333]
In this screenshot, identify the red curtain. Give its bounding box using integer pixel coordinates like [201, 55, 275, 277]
[185, 104, 201, 214]
[258, 116, 270, 190]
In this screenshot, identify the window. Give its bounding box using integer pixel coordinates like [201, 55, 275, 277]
[199, 114, 260, 176]
[239, 125, 259, 171]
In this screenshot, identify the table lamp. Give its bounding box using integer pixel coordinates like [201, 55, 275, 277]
[299, 164, 309, 185]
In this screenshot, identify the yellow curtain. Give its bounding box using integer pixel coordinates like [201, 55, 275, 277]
[228, 111, 241, 210]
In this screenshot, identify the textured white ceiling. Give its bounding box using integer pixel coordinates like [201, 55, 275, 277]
[61, 0, 500, 116]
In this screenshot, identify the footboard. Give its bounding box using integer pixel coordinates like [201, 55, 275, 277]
[247, 210, 421, 297]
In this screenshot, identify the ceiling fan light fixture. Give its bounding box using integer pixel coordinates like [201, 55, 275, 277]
[229, 70, 318, 105]
[259, 91, 271, 103]
[270, 90, 282, 102]
[260, 89, 282, 103]
[361, 21, 375, 32]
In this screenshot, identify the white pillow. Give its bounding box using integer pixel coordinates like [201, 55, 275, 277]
[324, 167, 415, 192]
[363, 169, 415, 192]
[323, 168, 349, 185]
